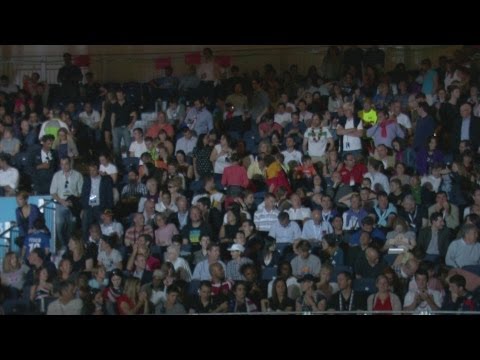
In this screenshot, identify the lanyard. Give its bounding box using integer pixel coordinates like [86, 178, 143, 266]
[339, 290, 354, 311]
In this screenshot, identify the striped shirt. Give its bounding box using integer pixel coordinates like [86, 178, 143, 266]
[254, 208, 279, 233]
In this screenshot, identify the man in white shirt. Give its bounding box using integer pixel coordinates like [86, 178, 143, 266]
[421, 163, 443, 193]
[298, 99, 313, 126]
[47, 281, 83, 315]
[287, 193, 311, 222]
[268, 212, 302, 244]
[336, 102, 363, 157]
[282, 136, 303, 167]
[403, 270, 442, 314]
[50, 157, 84, 248]
[303, 114, 334, 164]
[302, 209, 333, 244]
[274, 103, 292, 128]
[253, 193, 279, 233]
[79, 102, 101, 148]
[129, 128, 148, 158]
[100, 209, 124, 239]
[0, 153, 19, 196]
[364, 158, 390, 194]
[79, 102, 101, 130]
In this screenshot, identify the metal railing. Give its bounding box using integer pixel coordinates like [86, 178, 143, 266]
[186, 310, 480, 315]
[0, 198, 56, 260]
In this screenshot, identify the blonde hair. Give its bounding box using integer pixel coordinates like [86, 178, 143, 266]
[342, 102, 354, 112]
[2, 251, 20, 273]
[123, 277, 141, 302]
[92, 265, 106, 278]
[69, 236, 85, 258]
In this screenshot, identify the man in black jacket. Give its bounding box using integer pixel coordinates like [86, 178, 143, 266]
[29, 135, 58, 195]
[416, 212, 451, 264]
[451, 102, 480, 154]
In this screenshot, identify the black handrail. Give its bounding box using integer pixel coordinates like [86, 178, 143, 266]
[0, 198, 55, 243]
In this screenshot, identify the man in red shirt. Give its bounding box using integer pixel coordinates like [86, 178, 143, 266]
[339, 153, 367, 187]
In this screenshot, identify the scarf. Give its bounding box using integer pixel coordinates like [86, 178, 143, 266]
[380, 119, 395, 138]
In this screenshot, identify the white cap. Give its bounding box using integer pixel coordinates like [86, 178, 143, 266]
[227, 244, 245, 253]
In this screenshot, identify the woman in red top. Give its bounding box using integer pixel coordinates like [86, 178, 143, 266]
[117, 277, 149, 315]
[367, 274, 402, 314]
[221, 152, 249, 196]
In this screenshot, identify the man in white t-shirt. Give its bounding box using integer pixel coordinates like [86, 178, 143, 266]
[282, 136, 303, 166]
[403, 270, 442, 314]
[303, 114, 334, 164]
[336, 102, 363, 157]
[47, 281, 83, 315]
[129, 128, 148, 158]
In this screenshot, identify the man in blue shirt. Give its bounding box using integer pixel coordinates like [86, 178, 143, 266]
[183, 97, 213, 137]
[22, 218, 51, 260]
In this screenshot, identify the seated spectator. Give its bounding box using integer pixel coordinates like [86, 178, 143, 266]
[30, 266, 54, 313]
[416, 212, 450, 263]
[291, 240, 322, 278]
[165, 244, 192, 282]
[141, 269, 167, 310]
[441, 274, 480, 311]
[88, 265, 109, 290]
[52, 128, 79, 162]
[295, 274, 327, 312]
[327, 271, 367, 312]
[259, 236, 281, 269]
[1, 251, 29, 292]
[156, 284, 187, 315]
[0, 126, 20, 156]
[354, 247, 387, 279]
[226, 243, 253, 281]
[228, 280, 258, 313]
[314, 263, 339, 302]
[383, 218, 417, 253]
[367, 274, 402, 313]
[117, 277, 150, 315]
[403, 269, 442, 314]
[47, 280, 83, 315]
[102, 269, 124, 315]
[446, 224, 480, 268]
[319, 234, 344, 268]
[0, 153, 19, 196]
[189, 280, 226, 314]
[97, 235, 123, 273]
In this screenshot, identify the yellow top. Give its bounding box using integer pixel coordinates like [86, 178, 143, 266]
[358, 109, 378, 125]
[266, 161, 282, 179]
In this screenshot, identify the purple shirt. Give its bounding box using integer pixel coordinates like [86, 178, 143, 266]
[367, 122, 405, 148]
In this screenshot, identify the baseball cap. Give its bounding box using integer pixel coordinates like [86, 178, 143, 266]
[103, 209, 113, 216]
[227, 244, 245, 253]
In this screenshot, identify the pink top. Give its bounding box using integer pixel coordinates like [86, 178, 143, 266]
[154, 223, 179, 246]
